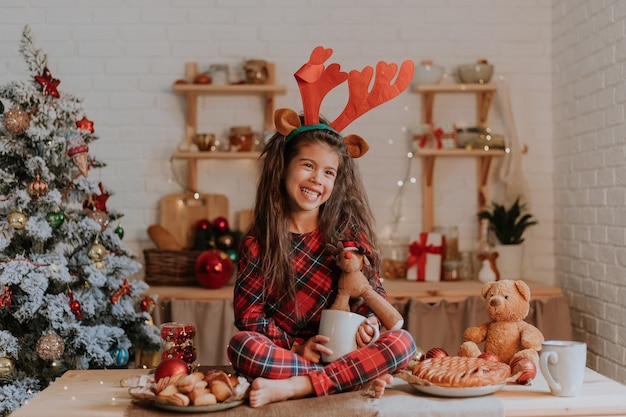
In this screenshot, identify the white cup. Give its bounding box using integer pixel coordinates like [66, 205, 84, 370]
[318, 309, 380, 363]
[539, 340, 587, 397]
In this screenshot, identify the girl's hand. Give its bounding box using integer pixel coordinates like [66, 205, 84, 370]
[356, 316, 380, 347]
[294, 335, 332, 363]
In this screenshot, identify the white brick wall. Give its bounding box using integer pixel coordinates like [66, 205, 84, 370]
[553, 0, 626, 383]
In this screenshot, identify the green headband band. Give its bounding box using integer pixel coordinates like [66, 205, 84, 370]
[285, 123, 340, 143]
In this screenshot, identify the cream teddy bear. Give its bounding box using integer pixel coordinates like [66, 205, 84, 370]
[458, 279, 544, 366]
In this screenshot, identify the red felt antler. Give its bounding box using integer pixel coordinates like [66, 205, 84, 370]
[295, 46, 348, 126]
[331, 60, 414, 132]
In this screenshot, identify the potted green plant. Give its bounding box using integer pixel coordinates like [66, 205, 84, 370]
[478, 198, 537, 279]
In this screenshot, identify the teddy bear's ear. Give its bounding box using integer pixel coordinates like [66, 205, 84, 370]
[481, 281, 495, 298]
[514, 280, 531, 302]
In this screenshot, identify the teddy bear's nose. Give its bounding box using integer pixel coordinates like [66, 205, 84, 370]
[344, 251, 353, 259]
[489, 298, 501, 307]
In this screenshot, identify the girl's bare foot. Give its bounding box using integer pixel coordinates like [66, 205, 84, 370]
[367, 373, 394, 398]
[249, 375, 314, 408]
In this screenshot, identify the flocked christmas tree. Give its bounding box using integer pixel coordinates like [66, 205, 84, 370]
[0, 26, 160, 416]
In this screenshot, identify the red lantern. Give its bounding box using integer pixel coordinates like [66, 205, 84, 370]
[195, 249, 234, 289]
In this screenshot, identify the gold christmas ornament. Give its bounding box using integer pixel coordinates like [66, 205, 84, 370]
[3, 107, 30, 135]
[7, 211, 28, 229]
[0, 356, 15, 376]
[88, 243, 107, 262]
[28, 175, 48, 198]
[36, 333, 65, 360]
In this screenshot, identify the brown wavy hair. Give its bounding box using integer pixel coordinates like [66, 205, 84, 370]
[249, 119, 381, 300]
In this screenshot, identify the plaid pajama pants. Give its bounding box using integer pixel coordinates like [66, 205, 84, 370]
[227, 329, 416, 396]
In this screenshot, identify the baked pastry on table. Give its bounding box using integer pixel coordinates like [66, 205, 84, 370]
[402, 356, 512, 388]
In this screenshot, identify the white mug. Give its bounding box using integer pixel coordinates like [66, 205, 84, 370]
[539, 340, 587, 397]
[318, 309, 380, 363]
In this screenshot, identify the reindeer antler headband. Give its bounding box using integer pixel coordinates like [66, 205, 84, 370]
[274, 46, 414, 158]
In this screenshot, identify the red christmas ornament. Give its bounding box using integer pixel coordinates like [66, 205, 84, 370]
[0, 286, 12, 308]
[510, 357, 537, 385]
[478, 352, 500, 363]
[195, 249, 234, 289]
[212, 216, 229, 234]
[425, 347, 448, 359]
[34, 67, 61, 98]
[110, 279, 131, 304]
[195, 218, 211, 231]
[140, 297, 156, 315]
[27, 175, 48, 198]
[68, 290, 82, 320]
[76, 116, 94, 133]
[154, 358, 190, 382]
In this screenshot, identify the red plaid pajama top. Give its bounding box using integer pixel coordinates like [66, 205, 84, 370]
[227, 228, 416, 396]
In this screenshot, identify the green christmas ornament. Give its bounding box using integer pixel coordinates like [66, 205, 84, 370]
[114, 224, 124, 239]
[46, 212, 65, 229]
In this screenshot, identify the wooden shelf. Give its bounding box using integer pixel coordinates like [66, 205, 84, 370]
[173, 83, 286, 95]
[171, 151, 262, 160]
[413, 84, 503, 232]
[413, 83, 496, 128]
[171, 62, 285, 191]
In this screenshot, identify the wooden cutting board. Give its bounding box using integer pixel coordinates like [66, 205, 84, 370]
[159, 193, 229, 249]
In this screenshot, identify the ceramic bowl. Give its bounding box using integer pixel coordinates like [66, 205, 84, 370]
[457, 62, 493, 84]
[413, 60, 444, 85]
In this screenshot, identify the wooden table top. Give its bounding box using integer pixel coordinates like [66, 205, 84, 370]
[146, 279, 563, 303]
[9, 367, 626, 417]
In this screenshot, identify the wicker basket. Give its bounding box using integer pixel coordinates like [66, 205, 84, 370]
[143, 249, 203, 286]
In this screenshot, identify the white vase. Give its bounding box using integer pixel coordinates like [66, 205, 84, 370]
[494, 244, 524, 280]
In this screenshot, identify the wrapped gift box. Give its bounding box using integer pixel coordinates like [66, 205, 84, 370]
[407, 232, 444, 281]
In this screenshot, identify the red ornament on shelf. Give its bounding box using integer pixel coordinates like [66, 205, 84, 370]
[195, 249, 234, 289]
[195, 218, 211, 231]
[212, 216, 229, 234]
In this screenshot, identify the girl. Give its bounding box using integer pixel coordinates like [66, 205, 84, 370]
[226, 118, 417, 407]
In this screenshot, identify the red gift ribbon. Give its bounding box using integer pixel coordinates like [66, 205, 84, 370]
[417, 127, 444, 149]
[407, 234, 443, 281]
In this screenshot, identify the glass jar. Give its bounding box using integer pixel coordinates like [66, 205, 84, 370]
[458, 251, 474, 280]
[209, 64, 229, 86]
[433, 226, 459, 261]
[443, 259, 461, 281]
[229, 125, 254, 152]
[160, 322, 197, 365]
[381, 236, 409, 279]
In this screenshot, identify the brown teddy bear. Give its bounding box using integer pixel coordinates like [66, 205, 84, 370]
[458, 279, 544, 366]
[326, 241, 404, 331]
